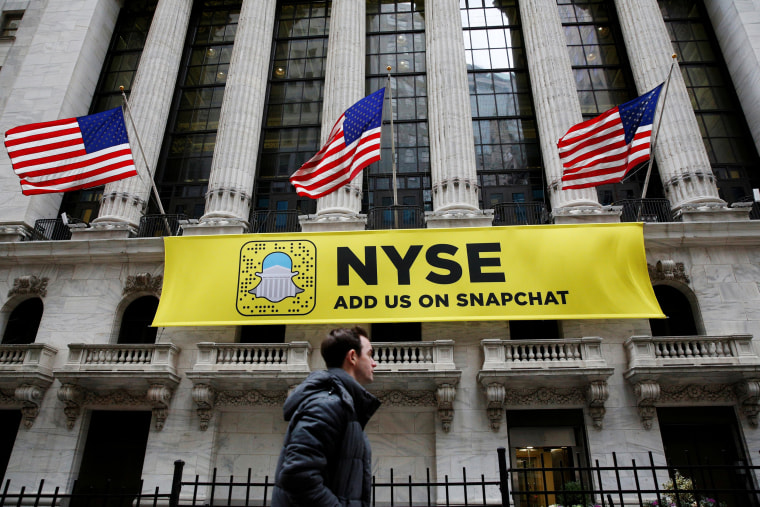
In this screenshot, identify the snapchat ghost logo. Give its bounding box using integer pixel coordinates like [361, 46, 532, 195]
[248, 252, 303, 303]
[237, 240, 316, 316]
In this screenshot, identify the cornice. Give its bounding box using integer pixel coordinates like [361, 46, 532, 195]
[0, 237, 165, 266]
[643, 221, 760, 248]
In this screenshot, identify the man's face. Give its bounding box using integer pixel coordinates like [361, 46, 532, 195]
[353, 335, 377, 385]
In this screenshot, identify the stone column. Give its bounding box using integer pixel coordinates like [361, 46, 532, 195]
[89, 0, 194, 238]
[182, 0, 278, 236]
[614, 0, 744, 221]
[424, 0, 492, 228]
[519, 0, 618, 224]
[300, 0, 367, 232]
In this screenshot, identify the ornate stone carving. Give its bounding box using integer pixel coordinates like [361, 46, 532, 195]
[215, 390, 287, 406]
[147, 384, 174, 430]
[375, 390, 436, 406]
[8, 275, 48, 298]
[485, 383, 506, 431]
[192, 384, 216, 431]
[503, 386, 586, 406]
[586, 380, 609, 430]
[648, 260, 690, 284]
[58, 384, 84, 430]
[436, 384, 457, 433]
[734, 380, 760, 428]
[633, 380, 660, 430]
[123, 273, 163, 296]
[659, 384, 735, 403]
[15, 384, 44, 429]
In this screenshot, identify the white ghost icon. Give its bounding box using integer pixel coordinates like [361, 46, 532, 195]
[248, 252, 304, 303]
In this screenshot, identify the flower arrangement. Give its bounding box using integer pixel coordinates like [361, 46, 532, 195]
[642, 471, 726, 507]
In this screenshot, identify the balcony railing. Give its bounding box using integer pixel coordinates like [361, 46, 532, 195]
[0, 344, 59, 428]
[249, 210, 302, 233]
[373, 340, 457, 372]
[614, 198, 673, 223]
[477, 338, 614, 430]
[192, 342, 312, 373]
[28, 217, 87, 241]
[366, 205, 425, 230]
[137, 214, 186, 237]
[625, 334, 760, 369]
[491, 202, 549, 226]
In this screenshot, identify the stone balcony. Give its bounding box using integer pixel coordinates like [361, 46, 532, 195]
[370, 340, 462, 432]
[624, 335, 760, 429]
[54, 343, 181, 430]
[476, 338, 614, 431]
[0, 344, 58, 428]
[186, 342, 312, 430]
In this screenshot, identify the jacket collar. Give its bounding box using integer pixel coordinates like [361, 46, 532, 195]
[328, 368, 381, 428]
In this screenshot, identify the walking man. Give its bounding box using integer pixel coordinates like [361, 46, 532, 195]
[272, 326, 380, 506]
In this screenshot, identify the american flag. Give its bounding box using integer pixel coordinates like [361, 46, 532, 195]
[4, 107, 138, 195]
[558, 84, 663, 190]
[290, 88, 385, 199]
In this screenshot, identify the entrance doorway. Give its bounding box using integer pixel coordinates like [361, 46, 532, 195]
[507, 409, 590, 507]
[0, 410, 21, 480]
[73, 411, 151, 506]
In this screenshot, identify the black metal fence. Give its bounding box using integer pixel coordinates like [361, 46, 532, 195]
[2, 449, 760, 507]
[136, 214, 186, 237]
[492, 202, 550, 226]
[615, 198, 673, 223]
[366, 205, 426, 230]
[249, 210, 302, 233]
[29, 217, 87, 241]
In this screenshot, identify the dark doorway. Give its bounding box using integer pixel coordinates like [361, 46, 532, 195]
[0, 410, 21, 481]
[509, 320, 560, 340]
[371, 322, 421, 342]
[658, 406, 754, 507]
[650, 285, 698, 336]
[240, 324, 286, 343]
[2, 298, 43, 344]
[117, 296, 159, 344]
[73, 411, 151, 506]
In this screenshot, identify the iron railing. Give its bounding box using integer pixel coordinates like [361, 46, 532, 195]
[615, 198, 673, 223]
[249, 210, 302, 233]
[29, 217, 87, 241]
[366, 205, 425, 230]
[136, 214, 186, 237]
[492, 202, 549, 226]
[3, 449, 760, 507]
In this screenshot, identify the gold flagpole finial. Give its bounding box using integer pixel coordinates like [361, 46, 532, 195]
[671, 53, 677, 60]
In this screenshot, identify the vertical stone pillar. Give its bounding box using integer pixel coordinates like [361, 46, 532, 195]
[300, 0, 367, 232]
[518, 0, 617, 224]
[90, 0, 193, 237]
[614, 0, 737, 220]
[182, 0, 278, 236]
[424, 0, 492, 228]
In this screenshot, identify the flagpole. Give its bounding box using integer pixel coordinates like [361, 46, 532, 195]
[386, 66, 399, 228]
[119, 87, 173, 235]
[640, 54, 678, 202]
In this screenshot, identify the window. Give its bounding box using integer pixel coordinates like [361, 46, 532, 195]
[154, 0, 242, 218]
[254, 0, 329, 216]
[649, 285, 698, 336]
[509, 319, 560, 339]
[0, 11, 23, 39]
[462, 0, 544, 209]
[371, 322, 421, 342]
[117, 296, 159, 344]
[660, 0, 760, 204]
[2, 298, 43, 345]
[239, 324, 286, 343]
[364, 0, 430, 212]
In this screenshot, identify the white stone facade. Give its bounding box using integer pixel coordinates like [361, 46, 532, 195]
[2, 0, 760, 503]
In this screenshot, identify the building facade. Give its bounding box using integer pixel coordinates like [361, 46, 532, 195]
[2, 0, 760, 504]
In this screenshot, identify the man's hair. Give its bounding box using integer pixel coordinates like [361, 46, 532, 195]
[321, 326, 369, 368]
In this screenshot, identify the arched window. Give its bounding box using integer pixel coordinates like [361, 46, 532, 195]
[2, 298, 43, 344]
[117, 296, 159, 344]
[650, 285, 698, 336]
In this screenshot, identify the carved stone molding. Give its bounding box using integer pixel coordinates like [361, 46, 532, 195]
[734, 380, 760, 428]
[123, 273, 163, 296]
[633, 380, 660, 430]
[215, 390, 287, 407]
[648, 260, 690, 284]
[504, 386, 586, 406]
[15, 384, 44, 429]
[586, 380, 609, 430]
[485, 383, 506, 431]
[191, 384, 216, 431]
[57, 383, 175, 430]
[8, 275, 48, 298]
[375, 390, 436, 406]
[436, 384, 456, 433]
[659, 383, 735, 403]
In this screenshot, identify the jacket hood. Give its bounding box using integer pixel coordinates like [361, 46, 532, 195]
[283, 369, 381, 427]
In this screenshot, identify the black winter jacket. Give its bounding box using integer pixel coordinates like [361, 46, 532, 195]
[271, 368, 381, 507]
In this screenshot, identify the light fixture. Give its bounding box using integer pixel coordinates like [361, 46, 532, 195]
[274, 66, 286, 78]
[206, 47, 217, 58]
[399, 59, 410, 71]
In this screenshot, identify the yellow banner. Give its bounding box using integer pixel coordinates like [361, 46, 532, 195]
[152, 223, 664, 326]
